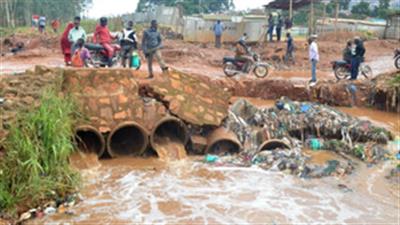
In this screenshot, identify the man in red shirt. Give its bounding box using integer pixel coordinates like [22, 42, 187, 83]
[93, 17, 116, 67]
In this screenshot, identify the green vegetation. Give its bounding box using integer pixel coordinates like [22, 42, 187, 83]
[0, 87, 80, 214]
[389, 73, 400, 87]
[136, 0, 234, 14]
[0, 0, 92, 27]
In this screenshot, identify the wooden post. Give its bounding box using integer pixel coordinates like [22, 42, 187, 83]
[289, 0, 293, 19]
[322, 3, 327, 34]
[335, 0, 339, 41]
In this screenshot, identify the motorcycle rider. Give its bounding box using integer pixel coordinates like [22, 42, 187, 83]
[342, 40, 353, 64]
[120, 21, 138, 68]
[93, 17, 117, 67]
[350, 37, 366, 80]
[234, 37, 253, 73]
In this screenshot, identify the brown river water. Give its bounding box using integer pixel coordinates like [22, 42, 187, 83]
[31, 98, 399, 225]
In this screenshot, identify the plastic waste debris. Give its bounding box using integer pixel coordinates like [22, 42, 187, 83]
[309, 138, 322, 151]
[44, 206, 56, 215]
[205, 154, 219, 163]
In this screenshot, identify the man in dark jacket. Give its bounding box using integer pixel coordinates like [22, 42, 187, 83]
[267, 14, 274, 42]
[142, 20, 168, 78]
[276, 15, 283, 42]
[350, 37, 366, 80]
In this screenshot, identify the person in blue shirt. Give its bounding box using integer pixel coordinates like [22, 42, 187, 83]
[285, 32, 295, 65]
[213, 20, 224, 48]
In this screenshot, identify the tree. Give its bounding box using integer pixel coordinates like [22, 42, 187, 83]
[376, 0, 390, 18]
[136, 0, 234, 15]
[351, 0, 370, 19]
[0, 0, 92, 27]
[339, 0, 351, 10]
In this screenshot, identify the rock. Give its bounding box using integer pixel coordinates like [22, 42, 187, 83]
[18, 211, 32, 222]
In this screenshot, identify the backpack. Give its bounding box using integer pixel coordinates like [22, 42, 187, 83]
[71, 49, 84, 67]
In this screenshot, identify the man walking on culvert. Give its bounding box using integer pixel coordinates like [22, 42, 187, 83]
[213, 20, 224, 48]
[350, 37, 366, 80]
[308, 35, 319, 83]
[142, 20, 168, 79]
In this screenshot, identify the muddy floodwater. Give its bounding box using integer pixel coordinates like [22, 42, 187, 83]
[32, 101, 399, 225]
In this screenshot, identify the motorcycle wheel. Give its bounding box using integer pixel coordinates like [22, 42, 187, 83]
[360, 64, 372, 79]
[223, 62, 238, 77]
[334, 66, 349, 80]
[253, 65, 269, 78]
[395, 57, 400, 70]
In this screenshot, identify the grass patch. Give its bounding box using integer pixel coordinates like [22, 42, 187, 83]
[0, 88, 80, 215]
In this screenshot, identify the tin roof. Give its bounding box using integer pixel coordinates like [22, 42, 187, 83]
[264, 0, 320, 10]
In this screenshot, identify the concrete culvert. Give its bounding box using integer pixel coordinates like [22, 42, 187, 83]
[150, 116, 189, 159]
[75, 125, 105, 157]
[258, 139, 291, 152]
[107, 121, 149, 157]
[206, 127, 242, 156]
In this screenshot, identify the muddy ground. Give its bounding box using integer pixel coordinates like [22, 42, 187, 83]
[1, 33, 399, 79]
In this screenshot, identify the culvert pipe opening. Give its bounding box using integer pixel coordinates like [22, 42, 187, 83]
[150, 117, 189, 159]
[75, 125, 105, 157]
[107, 122, 149, 157]
[206, 127, 242, 156]
[258, 139, 291, 152]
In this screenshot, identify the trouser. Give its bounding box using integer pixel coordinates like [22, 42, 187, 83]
[276, 28, 282, 41]
[215, 35, 222, 48]
[268, 26, 274, 41]
[285, 50, 294, 64]
[102, 43, 114, 58]
[121, 44, 135, 67]
[351, 57, 361, 79]
[235, 55, 253, 73]
[311, 59, 317, 81]
[147, 49, 166, 76]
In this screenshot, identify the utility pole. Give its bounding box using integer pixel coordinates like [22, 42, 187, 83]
[289, 0, 293, 19]
[309, 0, 314, 35]
[335, 0, 339, 41]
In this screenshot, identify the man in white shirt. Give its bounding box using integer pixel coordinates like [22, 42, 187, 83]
[308, 34, 319, 83]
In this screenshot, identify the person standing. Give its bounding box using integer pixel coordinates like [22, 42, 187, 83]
[142, 20, 168, 79]
[267, 14, 274, 42]
[121, 21, 138, 68]
[285, 32, 295, 65]
[38, 16, 46, 33]
[68, 16, 86, 56]
[51, 19, 60, 33]
[60, 22, 74, 66]
[93, 17, 117, 67]
[213, 20, 224, 48]
[343, 40, 353, 64]
[276, 15, 283, 42]
[308, 35, 319, 83]
[350, 37, 366, 80]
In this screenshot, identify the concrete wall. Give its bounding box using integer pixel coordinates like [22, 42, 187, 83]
[385, 15, 400, 40]
[316, 19, 387, 38]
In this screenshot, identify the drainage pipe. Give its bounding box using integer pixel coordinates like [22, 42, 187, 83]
[206, 127, 242, 155]
[150, 116, 189, 156]
[107, 121, 149, 157]
[257, 139, 291, 152]
[75, 125, 105, 157]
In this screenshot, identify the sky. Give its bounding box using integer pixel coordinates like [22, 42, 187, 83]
[87, 0, 271, 18]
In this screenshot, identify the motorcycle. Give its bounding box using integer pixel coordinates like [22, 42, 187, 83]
[223, 50, 270, 78]
[394, 48, 400, 70]
[85, 43, 121, 68]
[331, 59, 372, 80]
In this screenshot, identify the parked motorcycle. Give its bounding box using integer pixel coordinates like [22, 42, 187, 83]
[331, 60, 372, 80]
[394, 48, 400, 70]
[85, 43, 121, 68]
[223, 50, 270, 78]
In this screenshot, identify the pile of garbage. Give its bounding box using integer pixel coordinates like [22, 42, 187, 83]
[207, 98, 393, 178]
